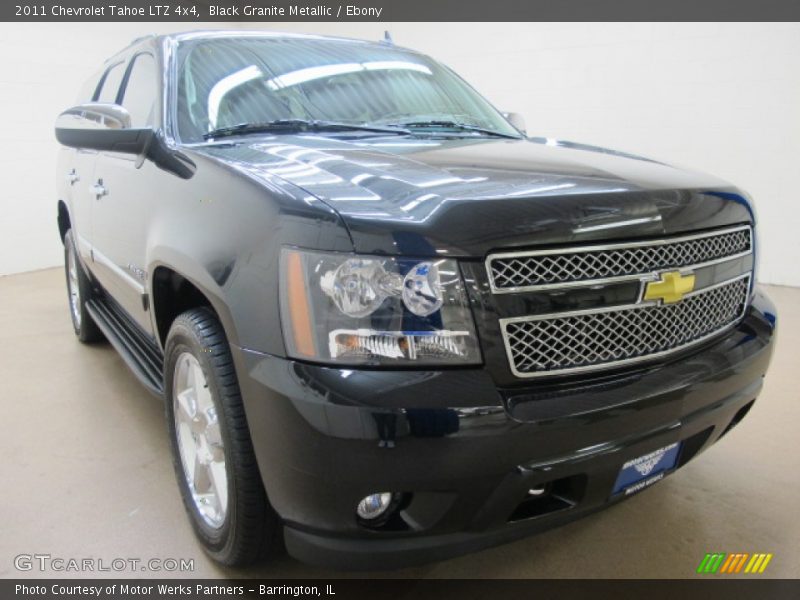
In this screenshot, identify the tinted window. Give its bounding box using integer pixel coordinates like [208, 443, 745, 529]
[175, 38, 518, 142]
[96, 62, 126, 103]
[121, 54, 157, 127]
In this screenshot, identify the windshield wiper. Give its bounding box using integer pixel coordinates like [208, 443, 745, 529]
[203, 119, 410, 140]
[387, 120, 520, 139]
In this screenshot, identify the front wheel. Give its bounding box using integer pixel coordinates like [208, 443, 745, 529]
[63, 229, 104, 343]
[164, 308, 279, 566]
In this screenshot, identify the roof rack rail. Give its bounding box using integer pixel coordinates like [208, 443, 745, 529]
[130, 33, 157, 45]
[102, 33, 158, 63]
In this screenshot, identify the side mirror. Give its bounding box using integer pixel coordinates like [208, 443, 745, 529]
[55, 103, 153, 154]
[503, 112, 527, 136]
[55, 103, 195, 179]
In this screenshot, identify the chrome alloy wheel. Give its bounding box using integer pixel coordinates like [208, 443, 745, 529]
[67, 245, 81, 328]
[173, 352, 228, 528]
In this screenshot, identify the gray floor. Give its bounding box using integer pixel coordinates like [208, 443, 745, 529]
[1, 268, 798, 579]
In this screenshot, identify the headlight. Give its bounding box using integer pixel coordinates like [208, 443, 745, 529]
[279, 248, 481, 365]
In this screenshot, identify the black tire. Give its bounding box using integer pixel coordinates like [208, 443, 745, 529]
[63, 229, 104, 343]
[164, 307, 279, 566]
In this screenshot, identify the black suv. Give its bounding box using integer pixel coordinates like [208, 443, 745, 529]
[55, 31, 776, 569]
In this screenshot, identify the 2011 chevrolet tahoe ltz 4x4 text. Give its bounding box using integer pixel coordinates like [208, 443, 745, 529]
[54, 31, 776, 569]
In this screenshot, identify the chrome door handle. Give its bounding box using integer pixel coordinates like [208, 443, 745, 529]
[90, 180, 108, 199]
[66, 169, 79, 185]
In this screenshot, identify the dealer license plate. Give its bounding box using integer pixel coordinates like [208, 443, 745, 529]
[612, 442, 682, 496]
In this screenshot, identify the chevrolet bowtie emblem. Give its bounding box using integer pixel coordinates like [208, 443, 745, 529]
[643, 271, 696, 304]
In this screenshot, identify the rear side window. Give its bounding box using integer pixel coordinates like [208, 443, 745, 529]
[96, 62, 126, 103]
[120, 54, 158, 127]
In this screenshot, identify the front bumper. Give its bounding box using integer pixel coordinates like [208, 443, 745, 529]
[232, 288, 776, 570]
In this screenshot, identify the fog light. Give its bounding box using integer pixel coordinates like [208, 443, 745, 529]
[356, 492, 393, 520]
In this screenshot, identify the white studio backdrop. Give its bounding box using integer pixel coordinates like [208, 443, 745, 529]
[1, 22, 798, 286]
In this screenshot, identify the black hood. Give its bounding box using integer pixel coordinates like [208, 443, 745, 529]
[196, 135, 753, 257]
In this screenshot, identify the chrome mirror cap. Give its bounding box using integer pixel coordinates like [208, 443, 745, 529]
[55, 102, 132, 132]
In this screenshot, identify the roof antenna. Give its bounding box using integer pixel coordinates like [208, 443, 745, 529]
[382, 30, 394, 45]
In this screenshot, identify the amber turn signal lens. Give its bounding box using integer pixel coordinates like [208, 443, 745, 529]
[285, 250, 316, 358]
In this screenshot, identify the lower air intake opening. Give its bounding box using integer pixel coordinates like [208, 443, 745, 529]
[719, 400, 756, 439]
[508, 474, 587, 523]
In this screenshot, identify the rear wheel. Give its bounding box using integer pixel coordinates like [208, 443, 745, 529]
[64, 229, 104, 343]
[164, 308, 279, 566]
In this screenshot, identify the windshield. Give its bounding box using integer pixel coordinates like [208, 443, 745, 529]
[174, 36, 520, 143]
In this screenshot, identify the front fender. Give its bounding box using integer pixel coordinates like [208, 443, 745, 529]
[145, 149, 353, 356]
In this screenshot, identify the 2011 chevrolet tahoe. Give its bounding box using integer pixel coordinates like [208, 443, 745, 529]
[54, 30, 777, 569]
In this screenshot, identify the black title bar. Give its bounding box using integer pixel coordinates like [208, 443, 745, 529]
[5, 579, 800, 600]
[4, 0, 800, 22]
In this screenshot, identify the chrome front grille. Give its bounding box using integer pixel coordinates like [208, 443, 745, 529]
[501, 275, 750, 378]
[487, 225, 752, 292]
